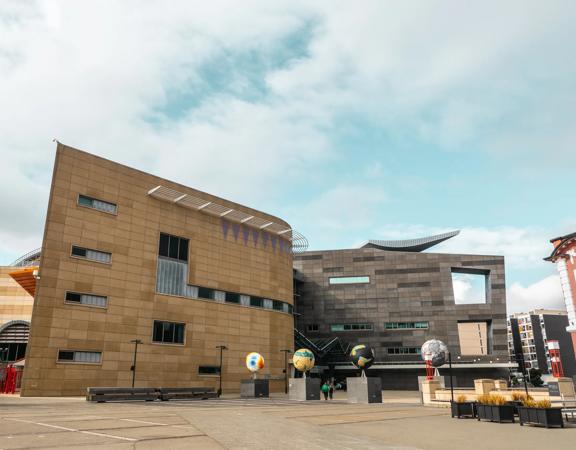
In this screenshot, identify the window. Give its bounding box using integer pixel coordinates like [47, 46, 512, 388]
[225, 292, 240, 304]
[273, 300, 284, 311]
[263, 299, 273, 309]
[451, 268, 489, 304]
[250, 296, 263, 307]
[65, 292, 107, 308]
[387, 347, 421, 355]
[158, 233, 189, 262]
[153, 320, 185, 344]
[57, 350, 102, 363]
[385, 322, 429, 330]
[329, 276, 370, 285]
[71, 246, 111, 263]
[198, 366, 221, 376]
[331, 323, 373, 332]
[307, 324, 319, 332]
[77, 194, 117, 214]
[198, 287, 214, 300]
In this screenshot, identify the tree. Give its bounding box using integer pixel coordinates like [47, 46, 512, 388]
[529, 368, 544, 387]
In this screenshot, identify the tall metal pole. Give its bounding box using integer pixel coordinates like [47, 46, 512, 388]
[216, 345, 228, 397]
[130, 339, 142, 388]
[280, 349, 291, 394]
[448, 352, 454, 403]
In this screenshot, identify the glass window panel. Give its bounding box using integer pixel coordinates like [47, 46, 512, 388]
[178, 238, 189, 262]
[65, 292, 81, 303]
[163, 322, 174, 342]
[225, 292, 240, 303]
[58, 350, 74, 361]
[263, 299, 273, 309]
[329, 276, 370, 285]
[159, 233, 169, 257]
[174, 323, 185, 344]
[71, 246, 87, 257]
[198, 366, 221, 375]
[273, 300, 283, 311]
[78, 195, 93, 207]
[198, 287, 214, 299]
[168, 236, 179, 259]
[153, 321, 163, 342]
[250, 297, 263, 307]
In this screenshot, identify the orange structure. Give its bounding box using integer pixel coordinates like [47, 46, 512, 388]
[8, 268, 38, 297]
[545, 232, 576, 354]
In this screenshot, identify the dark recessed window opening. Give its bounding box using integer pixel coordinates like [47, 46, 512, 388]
[198, 287, 214, 300]
[198, 366, 221, 375]
[153, 320, 185, 344]
[57, 350, 102, 363]
[158, 233, 189, 262]
[71, 246, 111, 263]
[65, 291, 107, 308]
[272, 300, 284, 311]
[225, 292, 240, 303]
[387, 347, 421, 355]
[331, 323, 373, 332]
[307, 324, 319, 332]
[250, 296, 263, 307]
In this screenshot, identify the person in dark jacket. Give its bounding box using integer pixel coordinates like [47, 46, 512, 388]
[329, 381, 334, 400]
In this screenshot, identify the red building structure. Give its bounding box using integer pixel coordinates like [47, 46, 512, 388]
[545, 232, 576, 354]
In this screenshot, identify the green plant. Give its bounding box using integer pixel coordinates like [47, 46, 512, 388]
[529, 369, 544, 387]
[456, 394, 467, 403]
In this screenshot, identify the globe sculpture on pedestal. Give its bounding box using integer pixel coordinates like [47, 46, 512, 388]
[246, 352, 265, 379]
[349, 344, 375, 376]
[421, 339, 448, 367]
[293, 348, 315, 377]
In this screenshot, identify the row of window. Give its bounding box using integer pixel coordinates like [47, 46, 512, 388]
[56, 349, 222, 375]
[71, 246, 111, 264]
[387, 347, 422, 355]
[330, 323, 373, 331]
[385, 322, 429, 330]
[307, 322, 430, 332]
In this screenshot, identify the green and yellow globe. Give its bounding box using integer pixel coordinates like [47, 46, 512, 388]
[292, 348, 315, 372]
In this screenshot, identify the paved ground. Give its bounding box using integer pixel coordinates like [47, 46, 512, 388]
[1, 391, 576, 449]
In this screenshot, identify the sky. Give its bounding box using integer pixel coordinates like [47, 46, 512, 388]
[0, 0, 574, 314]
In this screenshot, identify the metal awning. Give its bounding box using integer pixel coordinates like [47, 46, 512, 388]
[9, 267, 38, 297]
[148, 185, 309, 252]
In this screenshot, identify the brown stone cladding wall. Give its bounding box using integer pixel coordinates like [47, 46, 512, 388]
[21, 143, 293, 396]
[0, 267, 33, 326]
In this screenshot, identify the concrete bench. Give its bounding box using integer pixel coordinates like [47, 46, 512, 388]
[157, 387, 218, 401]
[86, 387, 159, 403]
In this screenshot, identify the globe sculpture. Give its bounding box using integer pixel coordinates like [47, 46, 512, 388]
[246, 352, 265, 374]
[349, 344, 375, 373]
[421, 339, 448, 367]
[293, 348, 315, 373]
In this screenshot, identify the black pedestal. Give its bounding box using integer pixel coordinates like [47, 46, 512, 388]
[240, 379, 269, 398]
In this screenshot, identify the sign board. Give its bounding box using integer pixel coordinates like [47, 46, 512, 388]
[548, 381, 560, 397]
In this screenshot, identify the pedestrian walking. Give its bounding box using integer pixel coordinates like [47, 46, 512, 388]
[321, 381, 330, 400]
[329, 381, 334, 400]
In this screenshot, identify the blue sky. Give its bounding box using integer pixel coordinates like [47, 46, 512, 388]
[0, 0, 574, 313]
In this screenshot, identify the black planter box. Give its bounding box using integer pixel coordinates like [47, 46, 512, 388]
[518, 407, 564, 428]
[451, 401, 476, 419]
[506, 400, 523, 415]
[476, 404, 515, 423]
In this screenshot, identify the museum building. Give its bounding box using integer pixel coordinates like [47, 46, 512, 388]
[293, 233, 514, 389]
[20, 143, 295, 396]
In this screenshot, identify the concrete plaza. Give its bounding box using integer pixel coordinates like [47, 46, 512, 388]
[1, 391, 575, 449]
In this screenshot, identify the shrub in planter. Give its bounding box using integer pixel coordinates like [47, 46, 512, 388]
[477, 394, 515, 423]
[451, 394, 475, 419]
[519, 399, 563, 428]
[507, 391, 533, 415]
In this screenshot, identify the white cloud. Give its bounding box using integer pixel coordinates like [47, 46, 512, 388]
[452, 272, 487, 305]
[1, 0, 576, 263]
[507, 275, 565, 314]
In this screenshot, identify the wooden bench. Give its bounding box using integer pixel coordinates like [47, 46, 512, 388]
[86, 387, 159, 403]
[157, 387, 218, 401]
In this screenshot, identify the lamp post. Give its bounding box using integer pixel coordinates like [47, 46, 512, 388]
[280, 349, 291, 394]
[448, 352, 454, 403]
[216, 345, 228, 397]
[130, 339, 142, 388]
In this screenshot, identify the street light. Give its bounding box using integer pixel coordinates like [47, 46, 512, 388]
[280, 349, 291, 394]
[130, 339, 142, 388]
[216, 345, 228, 397]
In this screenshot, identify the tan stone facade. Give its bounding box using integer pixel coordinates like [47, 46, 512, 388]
[21, 143, 294, 396]
[0, 267, 34, 326]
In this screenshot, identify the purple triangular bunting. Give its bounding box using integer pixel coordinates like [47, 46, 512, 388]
[232, 223, 240, 241]
[221, 219, 229, 239]
[252, 229, 259, 247]
[279, 238, 284, 253]
[271, 235, 277, 251]
[242, 226, 250, 245]
[262, 231, 269, 248]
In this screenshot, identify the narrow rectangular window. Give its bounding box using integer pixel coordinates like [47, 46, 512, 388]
[250, 296, 263, 307]
[169, 237, 179, 259]
[272, 300, 284, 311]
[329, 276, 370, 285]
[71, 246, 111, 263]
[198, 366, 221, 375]
[77, 194, 117, 214]
[198, 287, 214, 299]
[58, 350, 101, 363]
[159, 233, 170, 257]
[331, 323, 372, 332]
[263, 299, 273, 309]
[225, 292, 240, 304]
[65, 291, 107, 308]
